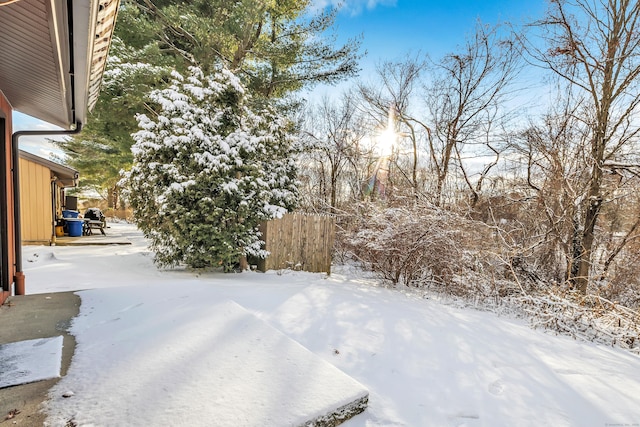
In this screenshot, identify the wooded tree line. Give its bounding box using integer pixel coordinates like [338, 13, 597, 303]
[298, 0, 640, 304]
[60, 0, 640, 305]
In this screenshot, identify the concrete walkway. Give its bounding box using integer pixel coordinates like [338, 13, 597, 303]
[0, 292, 79, 425]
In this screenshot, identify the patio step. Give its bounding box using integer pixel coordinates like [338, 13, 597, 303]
[193, 300, 370, 426]
[45, 298, 368, 426]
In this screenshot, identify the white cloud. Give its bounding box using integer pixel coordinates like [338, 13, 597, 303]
[13, 112, 67, 160]
[17, 134, 66, 160]
[310, 0, 397, 16]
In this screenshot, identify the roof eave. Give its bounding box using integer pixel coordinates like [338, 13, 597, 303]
[0, 0, 119, 129]
[19, 149, 79, 188]
[73, 0, 120, 126]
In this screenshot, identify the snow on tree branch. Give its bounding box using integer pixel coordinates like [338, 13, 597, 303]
[126, 66, 298, 271]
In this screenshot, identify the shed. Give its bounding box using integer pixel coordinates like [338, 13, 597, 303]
[19, 150, 78, 245]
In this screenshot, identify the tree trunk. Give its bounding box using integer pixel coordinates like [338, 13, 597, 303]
[435, 135, 455, 207]
[568, 213, 582, 281]
[330, 164, 338, 213]
[573, 142, 604, 292]
[574, 191, 602, 293]
[107, 186, 115, 209]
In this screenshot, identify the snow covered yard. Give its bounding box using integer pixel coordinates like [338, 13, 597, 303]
[23, 222, 640, 426]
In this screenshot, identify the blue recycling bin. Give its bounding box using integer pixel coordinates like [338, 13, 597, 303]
[66, 218, 84, 237]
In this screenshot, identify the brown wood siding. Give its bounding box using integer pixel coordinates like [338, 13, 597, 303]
[0, 91, 15, 304]
[19, 157, 52, 244]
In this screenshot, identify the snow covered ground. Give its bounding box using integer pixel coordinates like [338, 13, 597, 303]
[23, 222, 640, 426]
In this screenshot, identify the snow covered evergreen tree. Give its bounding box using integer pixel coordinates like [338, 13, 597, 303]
[127, 66, 298, 270]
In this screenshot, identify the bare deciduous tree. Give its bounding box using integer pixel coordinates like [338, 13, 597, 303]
[426, 21, 521, 207]
[299, 93, 370, 212]
[358, 55, 428, 202]
[529, 0, 640, 293]
[516, 96, 592, 284]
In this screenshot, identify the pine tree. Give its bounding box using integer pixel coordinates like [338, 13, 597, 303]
[56, 35, 174, 207]
[127, 66, 298, 270]
[131, 0, 362, 97]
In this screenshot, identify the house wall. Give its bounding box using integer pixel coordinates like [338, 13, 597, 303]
[0, 91, 16, 304]
[19, 157, 53, 245]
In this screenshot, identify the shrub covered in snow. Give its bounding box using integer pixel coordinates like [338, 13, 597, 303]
[338, 203, 506, 292]
[516, 289, 640, 353]
[127, 66, 298, 270]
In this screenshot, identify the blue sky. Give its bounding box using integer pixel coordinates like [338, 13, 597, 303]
[309, 0, 548, 97]
[16, 0, 549, 157]
[327, 0, 545, 63]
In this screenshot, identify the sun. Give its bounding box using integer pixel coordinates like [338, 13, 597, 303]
[377, 126, 396, 156]
[376, 103, 398, 156]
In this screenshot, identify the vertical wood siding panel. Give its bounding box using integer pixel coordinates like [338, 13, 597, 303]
[20, 158, 52, 243]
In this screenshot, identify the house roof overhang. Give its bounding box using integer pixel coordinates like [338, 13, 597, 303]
[19, 149, 78, 187]
[0, 0, 119, 129]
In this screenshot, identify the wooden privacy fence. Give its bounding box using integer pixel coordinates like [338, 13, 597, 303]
[256, 213, 335, 274]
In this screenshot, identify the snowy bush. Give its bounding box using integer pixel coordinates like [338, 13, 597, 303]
[338, 203, 505, 292]
[516, 289, 640, 353]
[592, 238, 640, 310]
[127, 66, 298, 270]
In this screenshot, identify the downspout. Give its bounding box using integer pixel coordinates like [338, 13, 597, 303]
[10, 0, 82, 295]
[11, 125, 82, 295]
[0, 118, 9, 294]
[51, 177, 58, 246]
